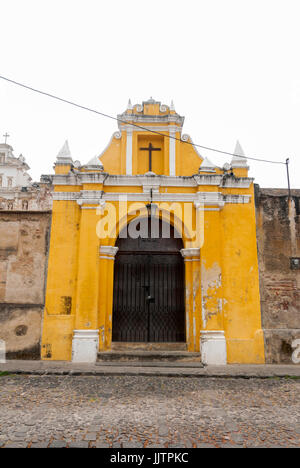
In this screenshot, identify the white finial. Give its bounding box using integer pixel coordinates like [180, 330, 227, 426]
[231, 140, 248, 167]
[233, 140, 245, 158]
[170, 100, 175, 111]
[56, 140, 73, 164]
[199, 157, 216, 173]
[57, 140, 72, 159]
[127, 99, 133, 110]
[86, 155, 104, 170]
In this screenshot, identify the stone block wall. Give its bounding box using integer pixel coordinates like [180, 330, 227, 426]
[255, 187, 300, 363]
[0, 210, 51, 359]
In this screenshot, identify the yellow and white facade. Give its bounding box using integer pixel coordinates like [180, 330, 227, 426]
[41, 99, 265, 364]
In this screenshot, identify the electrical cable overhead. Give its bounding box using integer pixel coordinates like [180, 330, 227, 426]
[0, 74, 287, 165]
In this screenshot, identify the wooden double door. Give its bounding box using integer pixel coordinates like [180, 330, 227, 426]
[112, 220, 185, 343]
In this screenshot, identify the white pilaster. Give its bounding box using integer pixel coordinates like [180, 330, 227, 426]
[72, 330, 99, 363]
[126, 128, 133, 175]
[200, 330, 227, 365]
[169, 128, 176, 176]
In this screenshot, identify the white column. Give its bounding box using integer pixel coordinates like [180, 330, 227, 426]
[200, 330, 227, 365]
[169, 128, 176, 176]
[72, 330, 99, 363]
[126, 128, 133, 175]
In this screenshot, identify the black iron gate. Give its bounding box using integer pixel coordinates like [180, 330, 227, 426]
[112, 222, 185, 343]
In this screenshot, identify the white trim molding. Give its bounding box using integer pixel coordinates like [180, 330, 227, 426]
[126, 128, 133, 175]
[169, 128, 176, 176]
[105, 175, 197, 188]
[200, 330, 227, 365]
[53, 190, 251, 207]
[221, 177, 253, 188]
[180, 248, 200, 258]
[99, 246, 119, 259]
[51, 172, 254, 190]
[72, 330, 99, 363]
[224, 194, 251, 204]
[53, 192, 80, 201]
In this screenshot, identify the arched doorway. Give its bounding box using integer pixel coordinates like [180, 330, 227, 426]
[112, 218, 185, 343]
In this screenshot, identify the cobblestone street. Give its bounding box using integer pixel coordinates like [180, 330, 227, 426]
[0, 374, 299, 448]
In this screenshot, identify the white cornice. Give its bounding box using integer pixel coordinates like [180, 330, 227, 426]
[223, 194, 251, 204]
[104, 175, 198, 187]
[52, 189, 251, 206]
[52, 174, 80, 185]
[193, 174, 223, 186]
[180, 248, 200, 258]
[51, 172, 253, 189]
[99, 246, 119, 257]
[221, 177, 253, 188]
[118, 124, 183, 133]
[52, 192, 80, 201]
[52, 172, 107, 185]
[117, 113, 184, 128]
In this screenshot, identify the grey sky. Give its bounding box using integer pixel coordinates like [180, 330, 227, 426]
[0, 0, 299, 187]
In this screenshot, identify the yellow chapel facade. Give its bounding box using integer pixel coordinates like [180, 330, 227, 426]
[41, 98, 265, 364]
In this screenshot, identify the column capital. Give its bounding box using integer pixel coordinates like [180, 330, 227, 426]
[180, 247, 200, 259]
[99, 246, 119, 260]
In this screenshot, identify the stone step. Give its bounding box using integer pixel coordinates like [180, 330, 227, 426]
[95, 360, 204, 368]
[111, 342, 188, 352]
[97, 351, 202, 363]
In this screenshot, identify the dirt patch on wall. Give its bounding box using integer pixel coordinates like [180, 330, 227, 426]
[0, 305, 42, 359]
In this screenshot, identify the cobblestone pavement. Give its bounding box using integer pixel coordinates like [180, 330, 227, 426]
[0, 374, 299, 448]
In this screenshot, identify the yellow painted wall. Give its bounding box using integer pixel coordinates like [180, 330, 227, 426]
[42, 200, 80, 360]
[221, 186, 265, 363]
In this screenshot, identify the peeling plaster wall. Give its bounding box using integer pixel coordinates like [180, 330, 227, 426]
[255, 187, 300, 363]
[201, 262, 222, 328]
[0, 211, 51, 359]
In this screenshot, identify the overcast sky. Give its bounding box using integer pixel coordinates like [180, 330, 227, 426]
[0, 0, 299, 187]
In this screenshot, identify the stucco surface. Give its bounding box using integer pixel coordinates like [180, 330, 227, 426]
[256, 188, 300, 363]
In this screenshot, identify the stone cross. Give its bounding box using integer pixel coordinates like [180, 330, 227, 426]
[3, 133, 10, 144]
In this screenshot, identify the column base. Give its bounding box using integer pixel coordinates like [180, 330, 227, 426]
[200, 330, 227, 365]
[72, 330, 99, 363]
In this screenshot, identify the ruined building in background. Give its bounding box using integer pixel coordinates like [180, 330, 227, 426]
[0, 103, 299, 364]
[0, 142, 52, 211]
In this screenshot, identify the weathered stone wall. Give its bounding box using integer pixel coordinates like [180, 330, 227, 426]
[0, 210, 51, 359]
[255, 187, 300, 363]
